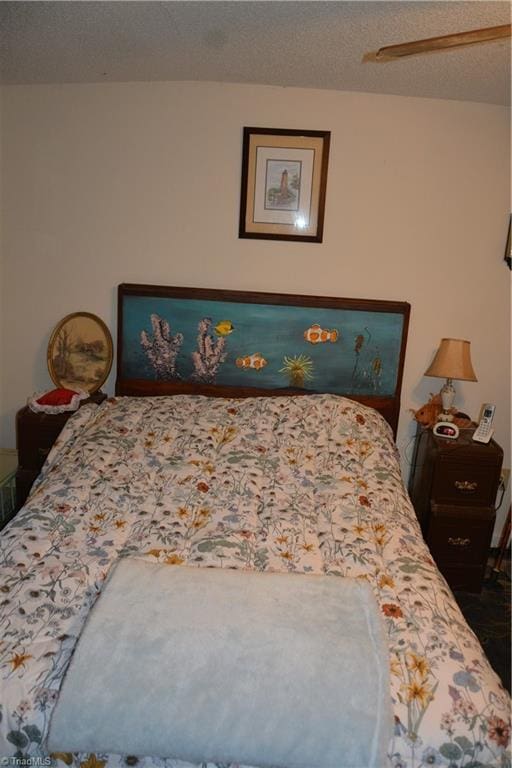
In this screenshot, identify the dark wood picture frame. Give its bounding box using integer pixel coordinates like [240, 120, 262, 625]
[116, 283, 410, 437]
[239, 127, 330, 243]
[47, 311, 113, 393]
[504, 214, 511, 270]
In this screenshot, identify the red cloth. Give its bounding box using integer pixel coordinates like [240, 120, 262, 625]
[36, 388, 80, 406]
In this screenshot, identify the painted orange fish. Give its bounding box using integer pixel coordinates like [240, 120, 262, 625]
[235, 353, 268, 370]
[304, 324, 339, 344]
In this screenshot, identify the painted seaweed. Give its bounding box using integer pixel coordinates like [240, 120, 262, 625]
[351, 328, 382, 392]
[191, 317, 227, 384]
[140, 314, 183, 379]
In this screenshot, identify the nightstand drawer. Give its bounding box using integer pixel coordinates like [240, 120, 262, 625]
[17, 433, 59, 470]
[15, 468, 39, 510]
[436, 564, 487, 593]
[432, 462, 501, 506]
[427, 504, 495, 567]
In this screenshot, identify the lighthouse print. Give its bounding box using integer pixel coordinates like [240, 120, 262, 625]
[265, 159, 301, 210]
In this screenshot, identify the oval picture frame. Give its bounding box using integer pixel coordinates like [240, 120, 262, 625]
[47, 312, 113, 393]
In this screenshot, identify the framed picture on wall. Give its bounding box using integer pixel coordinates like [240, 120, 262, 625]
[504, 214, 511, 270]
[47, 312, 113, 393]
[239, 127, 330, 243]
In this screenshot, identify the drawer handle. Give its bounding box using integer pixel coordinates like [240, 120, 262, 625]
[454, 480, 478, 493]
[448, 536, 471, 548]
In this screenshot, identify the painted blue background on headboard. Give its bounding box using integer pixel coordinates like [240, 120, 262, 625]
[120, 295, 404, 396]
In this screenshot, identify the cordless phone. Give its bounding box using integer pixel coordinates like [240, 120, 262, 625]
[472, 403, 496, 444]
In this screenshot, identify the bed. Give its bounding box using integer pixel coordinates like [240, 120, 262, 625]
[0, 284, 510, 767]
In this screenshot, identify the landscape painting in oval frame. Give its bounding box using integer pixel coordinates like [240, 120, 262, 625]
[47, 312, 113, 393]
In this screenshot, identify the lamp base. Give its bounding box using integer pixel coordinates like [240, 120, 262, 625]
[440, 378, 455, 412]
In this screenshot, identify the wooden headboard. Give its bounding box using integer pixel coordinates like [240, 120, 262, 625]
[116, 283, 410, 436]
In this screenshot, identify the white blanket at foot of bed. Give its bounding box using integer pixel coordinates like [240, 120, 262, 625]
[48, 559, 393, 768]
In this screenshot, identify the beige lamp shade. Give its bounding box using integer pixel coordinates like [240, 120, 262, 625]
[424, 338, 477, 382]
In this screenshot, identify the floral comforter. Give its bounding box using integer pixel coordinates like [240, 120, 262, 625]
[0, 394, 510, 767]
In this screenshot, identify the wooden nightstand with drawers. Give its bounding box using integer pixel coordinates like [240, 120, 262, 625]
[0, 449, 18, 529]
[408, 427, 503, 593]
[15, 392, 107, 511]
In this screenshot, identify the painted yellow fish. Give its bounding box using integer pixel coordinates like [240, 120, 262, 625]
[304, 324, 339, 344]
[236, 353, 267, 370]
[215, 320, 234, 336]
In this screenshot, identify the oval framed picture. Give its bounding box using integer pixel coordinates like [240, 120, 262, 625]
[47, 312, 113, 393]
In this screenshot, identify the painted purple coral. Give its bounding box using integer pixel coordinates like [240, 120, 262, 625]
[191, 317, 227, 383]
[140, 314, 183, 379]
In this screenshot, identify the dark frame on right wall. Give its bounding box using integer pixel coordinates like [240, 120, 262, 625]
[504, 214, 511, 270]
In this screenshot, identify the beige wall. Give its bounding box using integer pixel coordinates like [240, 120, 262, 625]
[1, 81, 510, 538]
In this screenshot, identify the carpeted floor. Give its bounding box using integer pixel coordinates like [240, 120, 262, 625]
[454, 557, 511, 694]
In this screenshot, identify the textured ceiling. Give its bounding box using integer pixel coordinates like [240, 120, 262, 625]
[0, 1, 510, 105]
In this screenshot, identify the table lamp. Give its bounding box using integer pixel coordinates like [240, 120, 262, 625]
[424, 338, 477, 415]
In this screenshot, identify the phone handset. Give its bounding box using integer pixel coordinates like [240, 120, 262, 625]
[472, 403, 496, 444]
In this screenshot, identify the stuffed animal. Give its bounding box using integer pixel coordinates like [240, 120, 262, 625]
[411, 393, 443, 427]
[410, 393, 473, 429]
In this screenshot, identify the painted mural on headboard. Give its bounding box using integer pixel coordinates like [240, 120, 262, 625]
[119, 289, 406, 397]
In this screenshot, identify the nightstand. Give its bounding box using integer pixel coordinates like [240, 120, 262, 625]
[0, 449, 18, 529]
[408, 427, 503, 593]
[15, 392, 107, 510]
